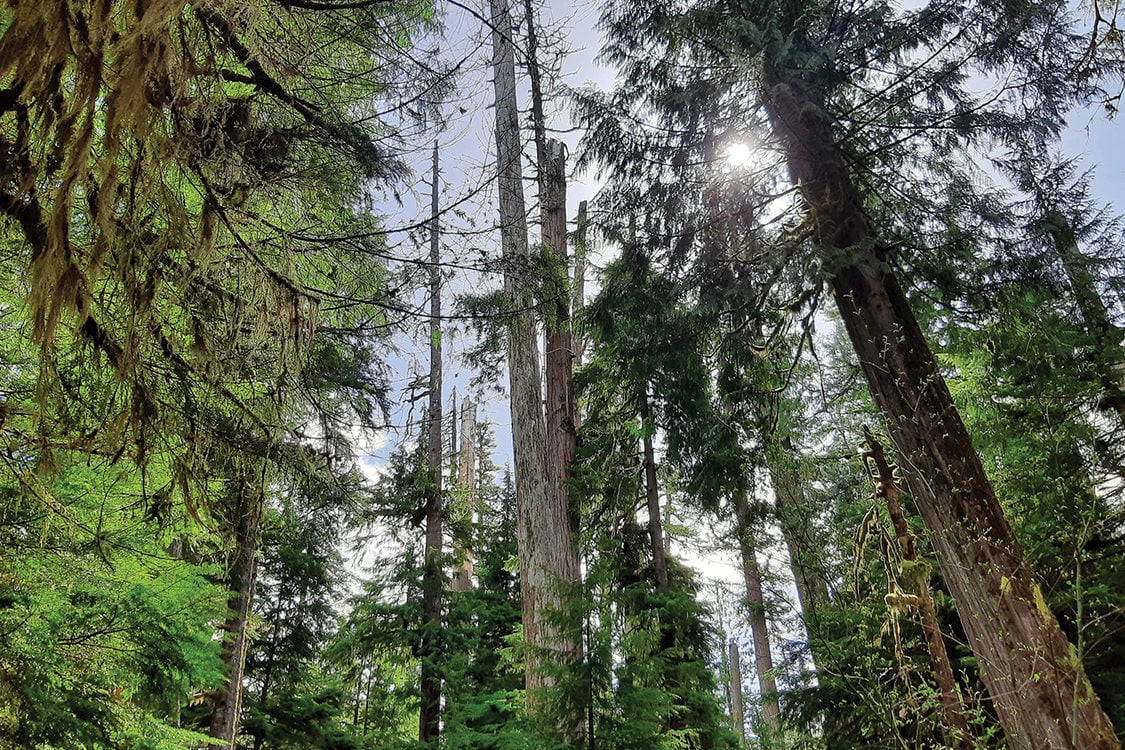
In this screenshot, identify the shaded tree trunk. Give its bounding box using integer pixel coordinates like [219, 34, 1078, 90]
[766, 433, 829, 673]
[574, 199, 588, 369]
[208, 472, 263, 750]
[733, 482, 781, 742]
[419, 140, 443, 743]
[729, 638, 746, 744]
[452, 398, 476, 593]
[762, 49, 1119, 750]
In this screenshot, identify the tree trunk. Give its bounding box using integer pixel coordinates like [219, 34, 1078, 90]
[762, 52, 1120, 750]
[864, 428, 973, 748]
[729, 638, 747, 745]
[208, 473, 263, 750]
[733, 482, 781, 742]
[419, 140, 443, 744]
[488, 0, 581, 721]
[574, 199, 588, 369]
[764, 433, 829, 676]
[541, 139, 581, 554]
[640, 392, 669, 593]
[452, 398, 476, 593]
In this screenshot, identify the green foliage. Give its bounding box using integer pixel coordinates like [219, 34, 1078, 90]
[0, 458, 226, 748]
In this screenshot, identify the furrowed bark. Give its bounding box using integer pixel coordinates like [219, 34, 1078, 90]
[762, 51, 1119, 749]
[488, 0, 580, 723]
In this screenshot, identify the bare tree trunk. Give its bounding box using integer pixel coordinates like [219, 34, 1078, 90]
[488, 0, 580, 724]
[541, 140, 581, 553]
[452, 398, 476, 593]
[729, 638, 747, 745]
[538, 137, 585, 741]
[573, 200, 588, 369]
[640, 392, 669, 593]
[864, 428, 972, 748]
[208, 474, 263, 750]
[733, 482, 781, 742]
[418, 141, 443, 744]
[762, 52, 1119, 750]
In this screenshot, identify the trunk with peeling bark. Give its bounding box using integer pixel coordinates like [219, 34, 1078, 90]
[733, 482, 781, 742]
[208, 473, 263, 750]
[762, 48, 1119, 749]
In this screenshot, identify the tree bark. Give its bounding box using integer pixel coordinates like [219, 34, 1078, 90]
[574, 199, 588, 369]
[542, 139, 581, 553]
[733, 482, 781, 742]
[488, 0, 581, 721]
[729, 638, 747, 745]
[208, 473, 263, 750]
[452, 398, 476, 593]
[418, 140, 443, 744]
[864, 428, 973, 748]
[766, 434, 828, 671]
[762, 51, 1119, 750]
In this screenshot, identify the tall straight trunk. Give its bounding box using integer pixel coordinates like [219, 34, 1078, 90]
[762, 51, 1119, 750]
[766, 434, 828, 671]
[733, 482, 781, 741]
[728, 638, 747, 744]
[209, 474, 263, 750]
[541, 139, 581, 552]
[419, 141, 443, 743]
[865, 428, 972, 748]
[573, 199, 588, 369]
[452, 398, 476, 593]
[640, 392, 669, 593]
[488, 0, 580, 718]
[525, 0, 581, 569]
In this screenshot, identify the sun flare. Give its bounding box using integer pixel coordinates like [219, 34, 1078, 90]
[725, 141, 754, 168]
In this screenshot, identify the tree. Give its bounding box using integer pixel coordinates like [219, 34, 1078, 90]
[419, 139, 445, 744]
[487, 0, 583, 729]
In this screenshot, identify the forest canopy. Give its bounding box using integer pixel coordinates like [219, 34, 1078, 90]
[1, 0, 1124, 748]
